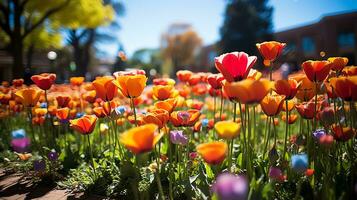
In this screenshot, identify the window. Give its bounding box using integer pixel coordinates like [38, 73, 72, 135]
[285, 42, 296, 53]
[208, 51, 217, 65]
[338, 32, 355, 48]
[302, 37, 315, 54]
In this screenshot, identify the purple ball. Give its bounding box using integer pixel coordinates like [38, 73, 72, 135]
[211, 173, 248, 200]
[11, 137, 30, 153]
[47, 151, 58, 161]
[313, 129, 326, 140]
[269, 166, 282, 181]
[33, 160, 46, 172]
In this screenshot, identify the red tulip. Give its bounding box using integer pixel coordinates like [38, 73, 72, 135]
[302, 60, 331, 82]
[31, 73, 56, 90]
[207, 73, 224, 89]
[215, 52, 257, 82]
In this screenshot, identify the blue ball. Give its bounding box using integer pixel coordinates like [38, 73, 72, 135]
[11, 129, 26, 139]
[291, 154, 308, 173]
[115, 106, 126, 115]
[201, 119, 209, 127]
[40, 102, 47, 108]
[76, 112, 84, 118]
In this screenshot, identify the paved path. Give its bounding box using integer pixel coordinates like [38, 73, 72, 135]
[0, 170, 104, 200]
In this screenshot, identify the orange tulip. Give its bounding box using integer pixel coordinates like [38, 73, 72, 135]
[152, 85, 178, 100]
[324, 82, 337, 99]
[327, 57, 348, 71]
[223, 79, 272, 104]
[70, 115, 98, 135]
[295, 101, 320, 119]
[302, 60, 331, 82]
[70, 77, 85, 86]
[2, 81, 9, 87]
[282, 100, 295, 112]
[170, 109, 201, 127]
[34, 108, 47, 117]
[92, 76, 117, 101]
[56, 107, 70, 121]
[260, 94, 285, 116]
[9, 100, 23, 112]
[214, 121, 241, 139]
[93, 107, 106, 118]
[154, 98, 177, 113]
[191, 83, 208, 96]
[290, 74, 315, 101]
[176, 83, 191, 98]
[113, 73, 147, 98]
[120, 124, 163, 154]
[281, 114, 298, 124]
[31, 73, 56, 90]
[247, 69, 262, 80]
[32, 116, 45, 125]
[82, 90, 96, 103]
[331, 124, 355, 142]
[256, 41, 286, 67]
[329, 76, 357, 101]
[142, 109, 169, 129]
[176, 70, 193, 82]
[56, 95, 71, 108]
[14, 88, 41, 107]
[186, 99, 204, 110]
[274, 79, 300, 100]
[342, 66, 357, 76]
[0, 93, 11, 105]
[128, 114, 144, 126]
[196, 141, 228, 165]
[116, 118, 125, 126]
[17, 153, 32, 161]
[48, 105, 57, 116]
[12, 79, 24, 87]
[188, 74, 201, 86]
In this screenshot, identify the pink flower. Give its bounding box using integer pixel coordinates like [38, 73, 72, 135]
[215, 52, 257, 82]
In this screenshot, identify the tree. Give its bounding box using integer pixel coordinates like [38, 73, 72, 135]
[0, 0, 71, 78]
[63, 0, 123, 77]
[161, 23, 202, 76]
[219, 0, 273, 55]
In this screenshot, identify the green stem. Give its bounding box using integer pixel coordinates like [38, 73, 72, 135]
[213, 95, 217, 123]
[87, 135, 96, 177]
[263, 117, 271, 159]
[314, 83, 318, 130]
[219, 91, 224, 121]
[229, 139, 234, 172]
[131, 97, 138, 127]
[156, 145, 165, 200]
[283, 100, 289, 161]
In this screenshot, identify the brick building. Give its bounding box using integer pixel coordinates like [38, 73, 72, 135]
[275, 11, 357, 69]
[199, 11, 357, 72]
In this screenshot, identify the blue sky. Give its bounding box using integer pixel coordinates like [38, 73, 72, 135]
[105, 0, 357, 57]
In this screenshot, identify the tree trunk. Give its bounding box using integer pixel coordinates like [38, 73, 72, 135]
[11, 38, 24, 78]
[80, 29, 95, 77]
[11, 3, 24, 78]
[24, 44, 35, 84]
[71, 29, 95, 77]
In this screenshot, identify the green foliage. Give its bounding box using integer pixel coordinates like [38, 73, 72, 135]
[219, 0, 273, 54]
[51, 0, 114, 29]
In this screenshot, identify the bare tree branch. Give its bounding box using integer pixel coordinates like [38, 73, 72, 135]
[20, 0, 30, 8]
[22, 0, 70, 39]
[0, 1, 11, 35]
